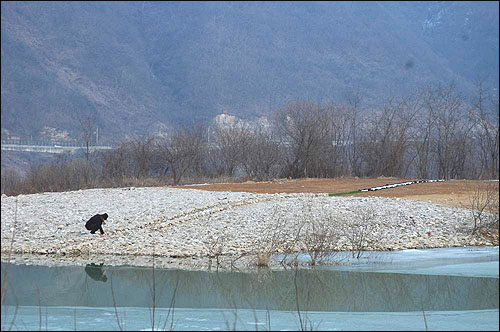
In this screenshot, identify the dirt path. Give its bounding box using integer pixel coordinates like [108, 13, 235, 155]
[176, 177, 499, 209]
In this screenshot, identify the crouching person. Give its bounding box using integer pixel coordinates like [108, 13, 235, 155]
[85, 213, 108, 235]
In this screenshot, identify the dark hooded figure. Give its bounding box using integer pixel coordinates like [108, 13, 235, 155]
[84, 263, 107, 282]
[85, 213, 108, 235]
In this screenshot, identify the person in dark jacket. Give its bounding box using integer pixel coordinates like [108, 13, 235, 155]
[85, 213, 108, 235]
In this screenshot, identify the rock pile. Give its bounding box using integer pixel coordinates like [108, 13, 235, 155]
[1, 186, 494, 269]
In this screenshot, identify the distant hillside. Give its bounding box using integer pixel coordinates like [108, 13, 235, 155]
[1, 1, 498, 142]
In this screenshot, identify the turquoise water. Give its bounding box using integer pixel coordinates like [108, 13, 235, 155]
[1, 247, 499, 331]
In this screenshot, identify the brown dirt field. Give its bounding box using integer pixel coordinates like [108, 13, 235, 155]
[175, 177, 499, 209]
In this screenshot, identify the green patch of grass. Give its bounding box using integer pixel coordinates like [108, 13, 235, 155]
[328, 190, 361, 196]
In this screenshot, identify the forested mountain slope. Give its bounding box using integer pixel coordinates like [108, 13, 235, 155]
[1, 1, 498, 142]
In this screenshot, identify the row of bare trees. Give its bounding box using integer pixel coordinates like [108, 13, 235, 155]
[1, 83, 498, 195]
[271, 83, 497, 180]
[91, 81, 500, 183]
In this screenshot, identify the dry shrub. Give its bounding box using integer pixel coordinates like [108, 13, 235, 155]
[253, 206, 291, 268]
[204, 234, 225, 270]
[1, 168, 27, 196]
[343, 208, 376, 259]
[300, 202, 341, 266]
[466, 181, 499, 236]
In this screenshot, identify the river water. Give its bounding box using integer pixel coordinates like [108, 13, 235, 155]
[1, 246, 498, 331]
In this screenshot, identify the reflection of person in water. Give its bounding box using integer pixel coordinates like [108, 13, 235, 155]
[84, 263, 107, 282]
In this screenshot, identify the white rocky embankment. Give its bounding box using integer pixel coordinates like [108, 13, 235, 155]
[0, 186, 494, 268]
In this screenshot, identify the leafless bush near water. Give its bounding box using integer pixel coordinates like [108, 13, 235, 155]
[205, 234, 226, 271]
[464, 181, 499, 242]
[251, 200, 376, 268]
[300, 203, 342, 266]
[342, 208, 377, 259]
[254, 206, 299, 268]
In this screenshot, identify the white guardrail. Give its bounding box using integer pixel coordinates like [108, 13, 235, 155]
[1, 143, 113, 154]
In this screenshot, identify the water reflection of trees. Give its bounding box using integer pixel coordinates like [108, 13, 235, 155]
[178, 268, 499, 312]
[162, 269, 499, 312]
[1, 263, 498, 311]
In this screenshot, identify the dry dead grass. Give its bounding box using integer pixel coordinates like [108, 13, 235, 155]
[175, 177, 499, 209]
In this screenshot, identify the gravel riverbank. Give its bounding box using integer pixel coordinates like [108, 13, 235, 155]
[1, 186, 495, 270]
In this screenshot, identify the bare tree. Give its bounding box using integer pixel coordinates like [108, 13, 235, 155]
[414, 85, 439, 178]
[239, 123, 283, 181]
[360, 96, 419, 178]
[99, 143, 130, 183]
[345, 86, 363, 176]
[321, 103, 351, 177]
[158, 126, 206, 185]
[274, 101, 331, 178]
[208, 122, 250, 177]
[432, 84, 471, 179]
[128, 134, 157, 178]
[469, 81, 499, 179]
[78, 111, 98, 161]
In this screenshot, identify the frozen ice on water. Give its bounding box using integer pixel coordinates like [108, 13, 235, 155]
[1, 306, 498, 331]
[401, 248, 425, 253]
